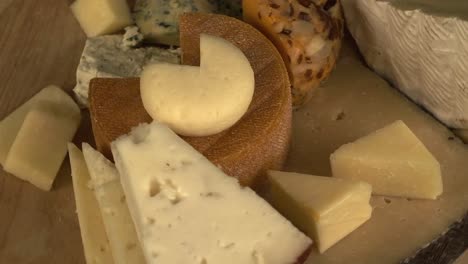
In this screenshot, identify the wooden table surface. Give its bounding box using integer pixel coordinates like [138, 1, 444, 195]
[0, 1, 466, 264]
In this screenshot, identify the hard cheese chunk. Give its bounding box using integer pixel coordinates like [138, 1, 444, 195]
[268, 171, 372, 253]
[70, 0, 132, 37]
[111, 122, 311, 264]
[243, 0, 343, 106]
[68, 144, 113, 264]
[74, 35, 181, 107]
[330, 120, 443, 200]
[140, 34, 254, 137]
[82, 143, 145, 264]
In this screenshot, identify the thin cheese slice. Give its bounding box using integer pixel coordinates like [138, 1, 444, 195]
[111, 121, 311, 264]
[68, 143, 113, 264]
[268, 171, 372, 253]
[330, 120, 443, 199]
[82, 143, 145, 264]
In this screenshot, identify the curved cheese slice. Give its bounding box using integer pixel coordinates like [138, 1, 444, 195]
[243, 0, 344, 107]
[89, 13, 292, 188]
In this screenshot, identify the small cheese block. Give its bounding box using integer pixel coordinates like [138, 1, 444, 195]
[267, 171, 372, 253]
[0, 85, 78, 165]
[331, 120, 443, 200]
[111, 121, 312, 264]
[243, 0, 344, 107]
[68, 143, 113, 264]
[89, 13, 292, 188]
[3, 104, 80, 190]
[82, 143, 145, 264]
[140, 34, 254, 137]
[70, 0, 132, 37]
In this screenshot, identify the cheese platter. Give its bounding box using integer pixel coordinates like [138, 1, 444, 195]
[0, 0, 467, 263]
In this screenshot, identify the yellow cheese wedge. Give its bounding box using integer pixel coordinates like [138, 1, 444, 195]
[82, 143, 145, 264]
[68, 143, 114, 264]
[267, 170, 372, 253]
[330, 120, 443, 200]
[70, 0, 132, 37]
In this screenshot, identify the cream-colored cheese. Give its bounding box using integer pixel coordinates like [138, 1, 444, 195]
[70, 0, 132, 37]
[68, 144, 113, 264]
[111, 121, 311, 264]
[341, 0, 468, 129]
[330, 120, 443, 200]
[140, 34, 254, 137]
[268, 171, 372, 253]
[82, 143, 145, 264]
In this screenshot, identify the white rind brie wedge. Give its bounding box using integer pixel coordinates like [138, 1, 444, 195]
[341, 0, 468, 129]
[140, 34, 255, 137]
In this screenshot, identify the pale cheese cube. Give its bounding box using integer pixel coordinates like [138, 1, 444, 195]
[82, 143, 145, 264]
[330, 120, 443, 200]
[70, 0, 132, 37]
[3, 102, 80, 191]
[68, 144, 114, 264]
[268, 171, 372, 253]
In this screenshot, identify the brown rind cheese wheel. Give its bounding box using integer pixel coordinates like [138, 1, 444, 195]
[89, 13, 292, 189]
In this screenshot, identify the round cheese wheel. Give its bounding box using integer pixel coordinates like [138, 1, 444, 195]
[89, 13, 292, 188]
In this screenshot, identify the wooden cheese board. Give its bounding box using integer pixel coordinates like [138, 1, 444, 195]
[0, 1, 466, 263]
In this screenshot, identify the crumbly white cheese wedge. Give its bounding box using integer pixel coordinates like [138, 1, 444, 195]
[341, 0, 468, 129]
[111, 121, 312, 264]
[3, 103, 80, 191]
[68, 143, 113, 264]
[82, 143, 145, 264]
[70, 0, 132, 37]
[140, 34, 254, 137]
[0, 85, 78, 165]
[330, 120, 443, 200]
[73, 35, 180, 107]
[268, 171, 372, 253]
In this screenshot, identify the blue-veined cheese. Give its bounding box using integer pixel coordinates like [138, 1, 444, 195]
[111, 121, 311, 264]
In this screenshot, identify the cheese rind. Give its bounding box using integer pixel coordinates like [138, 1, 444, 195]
[111, 121, 311, 264]
[268, 171, 372, 253]
[341, 0, 468, 129]
[140, 34, 255, 137]
[82, 143, 145, 264]
[330, 120, 443, 200]
[68, 143, 113, 264]
[3, 104, 80, 191]
[70, 0, 132, 37]
[73, 35, 180, 107]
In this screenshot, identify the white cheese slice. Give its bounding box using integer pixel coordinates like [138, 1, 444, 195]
[73, 35, 181, 107]
[330, 120, 443, 200]
[341, 0, 468, 129]
[140, 34, 254, 137]
[111, 121, 311, 264]
[70, 0, 132, 37]
[82, 143, 145, 264]
[68, 143, 113, 264]
[267, 171, 372, 253]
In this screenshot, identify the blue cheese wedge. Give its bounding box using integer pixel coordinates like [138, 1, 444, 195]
[111, 121, 312, 264]
[73, 35, 180, 107]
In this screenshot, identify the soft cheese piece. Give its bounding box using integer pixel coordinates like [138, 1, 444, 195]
[74, 35, 180, 106]
[268, 171, 372, 253]
[287, 41, 468, 263]
[3, 104, 80, 191]
[243, 0, 344, 107]
[70, 0, 132, 37]
[82, 143, 145, 264]
[330, 120, 443, 200]
[111, 122, 312, 264]
[341, 0, 468, 129]
[0, 85, 78, 165]
[68, 144, 113, 264]
[140, 34, 254, 137]
[133, 0, 218, 45]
